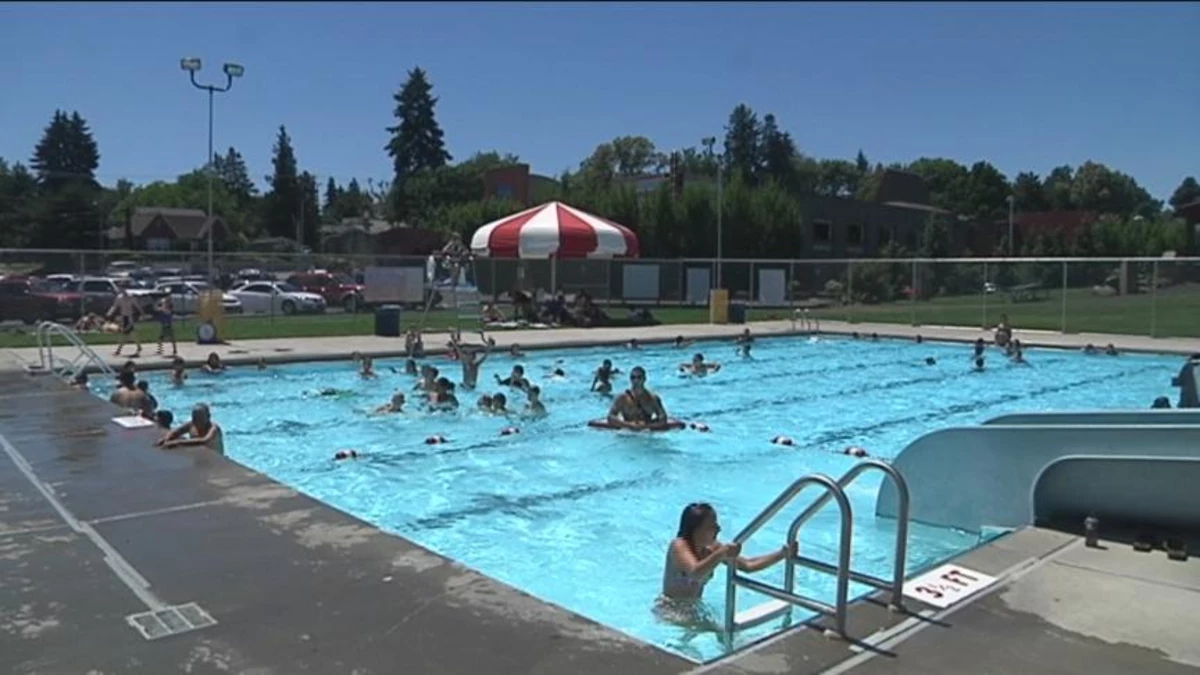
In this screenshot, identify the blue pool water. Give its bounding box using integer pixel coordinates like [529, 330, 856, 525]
[136, 336, 1180, 661]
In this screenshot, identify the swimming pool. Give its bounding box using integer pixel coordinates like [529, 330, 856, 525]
[137, 335, 1181, 661]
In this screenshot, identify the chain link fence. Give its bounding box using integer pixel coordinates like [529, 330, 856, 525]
[1, 249, 1198, 339]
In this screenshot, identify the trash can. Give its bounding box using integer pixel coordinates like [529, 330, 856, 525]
[374, 305, 402, 337]
[729, 301, 748, 325]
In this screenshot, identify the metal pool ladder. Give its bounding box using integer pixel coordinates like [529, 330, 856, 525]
[31, 321, 114, 381]
[721, 459, 911, 642]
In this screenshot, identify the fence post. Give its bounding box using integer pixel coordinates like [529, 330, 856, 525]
[981, 261, 988, 329]
[1150, 260, 1158, 338]
[77, 251, 87, 319]
[748, 260, 756, 307]
[909, 259, 917, 326]
[1060, 261, 1068, 334]
[788, 259, 796, 331]
[846, 261, 854, 324]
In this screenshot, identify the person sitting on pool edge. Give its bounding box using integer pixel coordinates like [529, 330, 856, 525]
[156, 403, 225, 455]
[660, 503, 796, 603]
[606, 366, 669, 429]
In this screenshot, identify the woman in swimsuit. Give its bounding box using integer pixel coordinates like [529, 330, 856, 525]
[656, 503, 796, 625]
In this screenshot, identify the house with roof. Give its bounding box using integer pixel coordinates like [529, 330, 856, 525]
[107, 207, 229, 251]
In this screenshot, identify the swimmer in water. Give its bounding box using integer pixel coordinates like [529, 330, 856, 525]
[973, 338, 986, 360]
[496, 364, 531, 391]
[915, 334, 924, 344]
[477, 394, 494, 411]
[606, 366, 668, 429]
[627, 338, 641, 350]
[680, 353, 721, 376]
[491, 392, 508, 414]
[454, 334, 491, 390]
[404, 332, 424, 359]
[1083, 343, 1098, 355]
[202, 352, 225, 374]
[591, 359, 618, 394]
[1105, 343, 1119, 356]
[925, 357, 937, 366]
[360, 356, 377, 379]
[673, 335, 693, 349]
[171, 360, 188, 386]
[658, 503, 796, 609]
[374, 391, 406, 414]
[430, 378, 459, 410]
[257, 357, 268, 371]
[973, 357, 985, 372]
[735, 329, 754, 357]
[404, 358, 418, 375]
[509, 343, 525, 358]
[414, 365, 439, 395]
[524, 386, 547, 417]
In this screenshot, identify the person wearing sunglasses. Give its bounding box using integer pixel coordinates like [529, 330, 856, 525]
[606, 366, 668, 429]
[660, 503, 797, 604]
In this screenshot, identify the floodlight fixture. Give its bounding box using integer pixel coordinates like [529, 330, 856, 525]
[223, 63, 244, 78]
[180, 57, 202, 72]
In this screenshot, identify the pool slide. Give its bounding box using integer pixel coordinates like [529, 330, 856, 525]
[876, 423, 1200, 533]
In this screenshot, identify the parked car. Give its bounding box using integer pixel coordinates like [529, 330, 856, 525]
[65, 277, 165, 316]
[104, 260, 140, 278]
[229, 281, 326, 315]
[0, 276, 86, 324]
[286, 270, 366, 312]
[154, 280, 243, 315]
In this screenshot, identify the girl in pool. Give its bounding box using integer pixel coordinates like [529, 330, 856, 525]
[656, 503, 796, 625]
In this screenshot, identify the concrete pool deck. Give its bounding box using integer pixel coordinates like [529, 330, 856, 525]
[3, 318, 1199, 373]
[2, 321, 1198, 674]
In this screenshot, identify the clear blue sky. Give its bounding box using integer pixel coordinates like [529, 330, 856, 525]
[1, 2, 1196, 200]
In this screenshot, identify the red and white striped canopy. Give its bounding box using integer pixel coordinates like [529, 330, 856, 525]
[469, 201, 640, 259]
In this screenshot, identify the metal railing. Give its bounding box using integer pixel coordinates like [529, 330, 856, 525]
[721, 460, 910, 643]
[3, 249, 1197, 338]
[34, 321, 113, 381]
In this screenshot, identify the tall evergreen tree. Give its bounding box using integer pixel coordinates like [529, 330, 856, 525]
[298, 171, 321, 247]
[264, 125, 300, 239]
[855, 150, 870, 176]
[341, 178, 367, 219]
[723, 104, 761, 184]
[28, 110, 102, 246]
[323, 177, 341, 219]
[213, 147, 257, 208]
[1169, 176, 1200, 210]
[384, 67, 451, 185]
[31, 110, 100, 190]
[758, 114, 797, 186]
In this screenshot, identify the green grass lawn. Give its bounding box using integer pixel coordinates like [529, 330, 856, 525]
[806, 284, 1200, 338]
[0, 307, 720, 349]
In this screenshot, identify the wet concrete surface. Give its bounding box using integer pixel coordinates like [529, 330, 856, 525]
[3, 368, 1197, 675]
[0, 370, 690, 675]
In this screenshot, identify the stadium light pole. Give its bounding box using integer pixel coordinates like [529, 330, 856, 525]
[702, 137, 724, 289]
[180, 58, 244, 280]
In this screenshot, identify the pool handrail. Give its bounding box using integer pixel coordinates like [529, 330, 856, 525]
[783, 459, 910, 613]
[724, 473, 852, 639]
[723, 461, 912, 642]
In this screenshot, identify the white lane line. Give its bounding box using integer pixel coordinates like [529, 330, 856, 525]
[88, 500, 225, 525]
[819, 537, 1083, 675]
[0, 428, 167, 611]
[0, 522, 72, 537]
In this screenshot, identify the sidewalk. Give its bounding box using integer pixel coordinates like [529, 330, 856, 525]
[3, 319, 1198, 372]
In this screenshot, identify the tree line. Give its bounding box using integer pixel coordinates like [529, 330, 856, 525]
[2, 67, 1198, 259]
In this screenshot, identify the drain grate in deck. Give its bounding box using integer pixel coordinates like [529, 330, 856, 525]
[126, 602, 217, 640]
